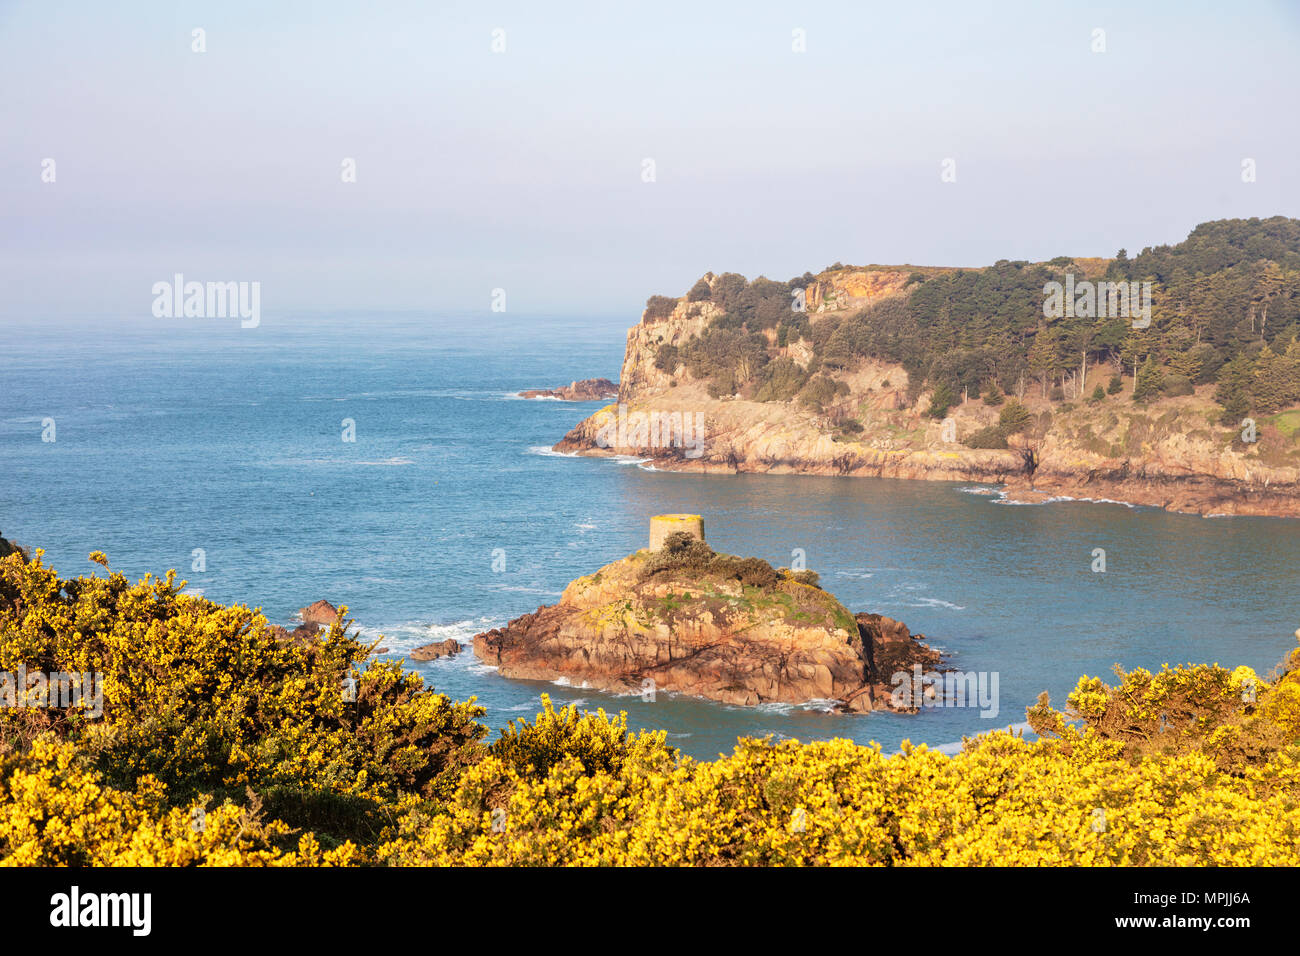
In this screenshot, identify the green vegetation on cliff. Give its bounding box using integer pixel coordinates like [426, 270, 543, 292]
[653, 217, 1300, 425]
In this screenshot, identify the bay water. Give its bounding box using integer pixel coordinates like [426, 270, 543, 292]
[3, 312, 1297, 758]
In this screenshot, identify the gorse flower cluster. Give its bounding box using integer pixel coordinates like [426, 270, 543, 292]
[2, 549, 1297, 866]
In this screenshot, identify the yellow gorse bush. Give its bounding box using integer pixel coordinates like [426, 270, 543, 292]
[2, 548, 1298, 865]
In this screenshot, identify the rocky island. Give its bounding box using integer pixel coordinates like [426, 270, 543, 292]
[473, 515, 942, 713]
[553, 218, 1300, 517]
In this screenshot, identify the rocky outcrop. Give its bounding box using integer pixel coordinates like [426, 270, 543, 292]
[268, 623, 327, 647]
[1001, 469, 1300, 517]
[472, 539, 943, 713]
[410, 638, 463, 661]
[271, 600, 342, 647]
[552, 270, 1300, 518]
[300, 600, 339, 628]
[519, 378, 619, 401]
[0, 534, 28, 561]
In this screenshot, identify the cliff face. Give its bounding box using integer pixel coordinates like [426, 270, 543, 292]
[472, 544, 942, 713]
[618, 298, 724, 399]
[555, 270, 1300, 517]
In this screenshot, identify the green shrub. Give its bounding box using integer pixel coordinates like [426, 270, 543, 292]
[687, 278, 712, 302]
[964, 425, 1009, 449]
[644, 295, 678, 321]
[925, 382, 956, 419]
[797, 375, 849, 412]
[654, 343, 680, 372]
[751, 357, 808, 403]
[998, 399, 1032, 434]
[639, 534, 780, 589]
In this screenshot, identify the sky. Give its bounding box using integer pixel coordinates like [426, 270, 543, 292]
[2, 0, 1298, 320]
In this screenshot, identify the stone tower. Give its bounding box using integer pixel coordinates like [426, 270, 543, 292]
[649, 514, 704, 551]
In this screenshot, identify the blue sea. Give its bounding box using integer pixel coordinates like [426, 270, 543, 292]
[3, 311, 1298, 759]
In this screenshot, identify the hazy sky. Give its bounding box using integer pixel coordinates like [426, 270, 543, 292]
[2, 0, 1298, 320]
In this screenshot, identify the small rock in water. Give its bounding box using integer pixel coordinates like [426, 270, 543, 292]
[300, 600, 340, 627]
[411, 638, 463, 661]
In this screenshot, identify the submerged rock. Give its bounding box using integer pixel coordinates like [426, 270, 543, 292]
[472, 525, 942, 713]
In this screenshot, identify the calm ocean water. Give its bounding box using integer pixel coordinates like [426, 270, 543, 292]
[3, 312, 1298, 758]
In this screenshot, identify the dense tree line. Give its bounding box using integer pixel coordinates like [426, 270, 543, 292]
[651, 217, 1300, 423]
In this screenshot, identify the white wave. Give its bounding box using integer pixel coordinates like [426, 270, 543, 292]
[984, 488, 1141, 510]
[352, 615, 499, 652]
[481, 584, 563, 596]
[550, 676, 594, 690]
[1053, 495, 1138, 509]
[881, 597, 966, 611]
[527, 445, 580, 458]
[835, 570, 875, 579]
[355, 457, 414, 466]
[796, 698, 842, 713]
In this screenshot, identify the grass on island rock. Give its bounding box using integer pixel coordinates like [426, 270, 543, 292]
[624, 531, 859, 634]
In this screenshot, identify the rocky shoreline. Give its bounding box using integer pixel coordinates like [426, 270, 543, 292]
[999, 469, 1300, 517]
[555, 427, 1300, 517]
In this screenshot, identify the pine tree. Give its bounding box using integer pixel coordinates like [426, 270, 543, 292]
[1132, 356, 1164, 403]
[925, 382, 956, 419]
[1214, 353, 1255, 425]
[998, 399, 1033, 434]
[1251, 341, 1300, 412]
